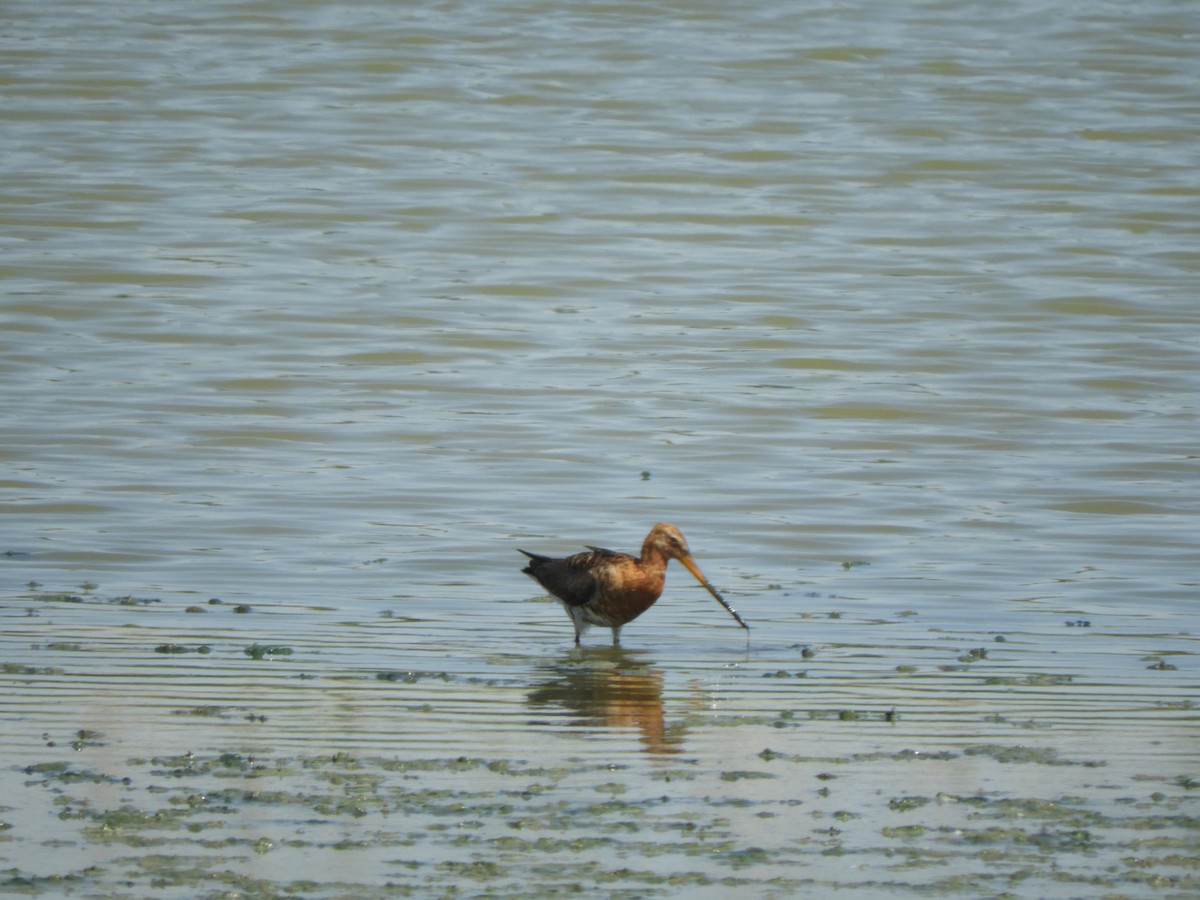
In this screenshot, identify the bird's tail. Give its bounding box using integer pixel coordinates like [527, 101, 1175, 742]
[518, 548, 550, 576]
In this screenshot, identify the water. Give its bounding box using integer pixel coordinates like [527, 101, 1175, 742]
[2, 0, 1197, 896]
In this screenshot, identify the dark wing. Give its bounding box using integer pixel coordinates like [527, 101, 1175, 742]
[519, 547, 627, 608]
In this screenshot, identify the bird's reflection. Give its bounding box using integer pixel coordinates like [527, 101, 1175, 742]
[527, 648, 686, 755]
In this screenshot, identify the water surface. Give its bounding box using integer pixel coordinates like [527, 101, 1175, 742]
[2, 0, 1197, 895]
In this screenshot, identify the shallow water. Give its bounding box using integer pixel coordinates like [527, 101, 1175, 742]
[3, 590, 1197, 897]
[2, 0, 1198, 896]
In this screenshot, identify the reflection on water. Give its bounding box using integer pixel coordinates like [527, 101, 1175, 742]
[528, 648, 685, 755]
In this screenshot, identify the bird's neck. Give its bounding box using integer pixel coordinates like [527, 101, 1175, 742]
[638, 539, 670, 577]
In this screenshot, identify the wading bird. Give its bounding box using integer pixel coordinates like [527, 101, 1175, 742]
[519, 522, 748, 646]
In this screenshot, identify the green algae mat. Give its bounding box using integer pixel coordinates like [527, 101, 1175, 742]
[2, 591, 1196, 898]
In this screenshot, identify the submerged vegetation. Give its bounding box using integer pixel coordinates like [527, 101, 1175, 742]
[8, 745, 1199, 898]
[1, 588, 1195, 897]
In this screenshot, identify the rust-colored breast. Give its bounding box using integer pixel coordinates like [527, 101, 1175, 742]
[586, 561, 665, 627]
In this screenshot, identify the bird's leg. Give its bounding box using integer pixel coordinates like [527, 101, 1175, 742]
[574, 626, 581, 647]
[611, 626, 621, 647]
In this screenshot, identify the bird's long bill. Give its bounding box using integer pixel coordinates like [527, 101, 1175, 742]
[679, 555, 750, 630]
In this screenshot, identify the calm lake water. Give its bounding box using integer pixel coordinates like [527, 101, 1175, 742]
[2, 0, 1197, 896]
